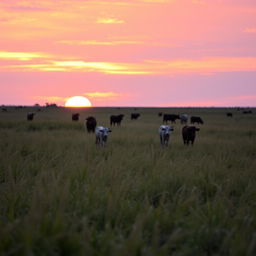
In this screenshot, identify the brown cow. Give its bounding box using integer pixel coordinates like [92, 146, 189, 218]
[182, 126, 200, 145]
[72, 113, 80, 121]
[85, 116, 97, 133]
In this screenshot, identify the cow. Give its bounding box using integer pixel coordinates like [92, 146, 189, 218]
[110, 114, 124, 126]
[190, 116, 204, 124]
[159, 125, 174, 146]
[158, 112, 163, 117]
[27, 112, 35, 121]
[180, 114, 188, 124]
[226, 112, 233, 117]
[85, 116, 97, 133]
[72, 113, 80, 121]
[95, 126, 112, 147]
[182, 126, 200, 145]
[163, 114, 180, 124]
[131, 113, 140, 120]
[243, 110, 252, 114]
[1, 108, 7, 112]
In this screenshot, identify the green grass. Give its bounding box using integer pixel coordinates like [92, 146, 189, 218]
[0, 107, 256, 255]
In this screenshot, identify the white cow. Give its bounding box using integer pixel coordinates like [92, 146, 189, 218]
[180, 114, 188, 124]
[159, 125, 174, 146]
[95, 126, 112, 146]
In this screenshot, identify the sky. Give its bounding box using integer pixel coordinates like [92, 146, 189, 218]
[0, 0, 256, 107]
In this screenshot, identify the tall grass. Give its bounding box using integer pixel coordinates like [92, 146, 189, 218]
[0, 107, 256, 255]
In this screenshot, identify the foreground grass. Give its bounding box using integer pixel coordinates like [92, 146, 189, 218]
[0, 107, 256, 255]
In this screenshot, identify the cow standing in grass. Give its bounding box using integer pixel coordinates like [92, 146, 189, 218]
[226, 112, 233, 117]
[131, 113, 140, 120]
[27, 112, 35, 121]
[72, 113, 80, 121]
[110, 114, 124, 126]
[163, 114, 180, 124]
[190, 116, 203, 124]
[182, 126, 200, 145]
[85, 116, 97, 133]
[159, 125, 174, 146]
[95, 126, 112, 147]
[180, 114, 188, 124]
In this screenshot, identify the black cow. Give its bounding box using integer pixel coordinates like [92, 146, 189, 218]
[226, 112, 233, 117]
[1, 108, 7, 112]
[163, 114, 180, 124]
[27, 112, 35, 121]
[110, 114, 124, 126]
[72, 113, 80, 121]
[190, 116, 204, 124]
[182, 126, 200, 145]
[243, 110, 252, 114]
[85, 116, 97, 133]
[158, 112, 163, 117]
[131, 113, 140, 120]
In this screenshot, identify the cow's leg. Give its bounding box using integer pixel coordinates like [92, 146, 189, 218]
[160, 135, 163, 146]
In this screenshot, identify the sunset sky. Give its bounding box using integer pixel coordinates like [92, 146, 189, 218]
[1, 0, 256, 107]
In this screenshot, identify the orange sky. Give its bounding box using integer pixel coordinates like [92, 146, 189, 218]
[1, 0, 256, 106]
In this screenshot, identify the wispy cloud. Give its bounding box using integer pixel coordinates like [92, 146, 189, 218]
[244, 28, 256, 33]
[34, 96, 68, 103]
[84, 92, 123, 98]
[84, 91, 133, 104]
[96, 18, 125, 24]
[0, 51, 51, 60]
[58, 40, 143, 46]
[1, 50, 256, 75]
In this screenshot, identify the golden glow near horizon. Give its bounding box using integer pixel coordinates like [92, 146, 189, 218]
[65, 96, 92, 107]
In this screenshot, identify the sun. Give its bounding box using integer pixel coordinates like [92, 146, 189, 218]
[65, 96, 92, 107]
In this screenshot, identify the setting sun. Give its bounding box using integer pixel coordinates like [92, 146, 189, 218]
[65, 96, 92, 107]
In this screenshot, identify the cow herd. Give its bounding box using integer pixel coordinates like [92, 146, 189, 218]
[2, 107, 252, 147]
[83, 113, 203, 147]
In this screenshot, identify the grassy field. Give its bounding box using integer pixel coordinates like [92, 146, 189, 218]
[0, 107, 256, 256]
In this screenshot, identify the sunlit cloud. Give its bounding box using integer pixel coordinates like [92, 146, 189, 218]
[84, 92, 123, 98]
[96, 18, 125, 24]
[0, 51, 51, 61]
[1, 50, 256, 75]
[34, 96, 68, 103]
[83, 91, 133, 105]
[52, 61, 127, 71]
[58, 40, 143, 46]
[244, 28, 256, 33]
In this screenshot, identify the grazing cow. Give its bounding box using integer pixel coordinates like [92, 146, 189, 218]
[226, 112, 233, 117]
[85, 116, 97, 133]
[159, 125, 174, 146]
[190, 116, 204, 124]
[180, 114, 188, 124]
[131, 113, 140, 120]
[243, 110, 252, 114]
[163, 114, 180, 124]
[158, 112, 163, 117]
[1, 108, 7, 112]
[72, 113, 80, 121]
[110, 114, 124, 126]
[27, 112, 35, 121]
[95, 126, 112, 146]
[182, 126, 200, 145]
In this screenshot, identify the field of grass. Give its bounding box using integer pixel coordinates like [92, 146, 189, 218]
[0, 107, 256, 256]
